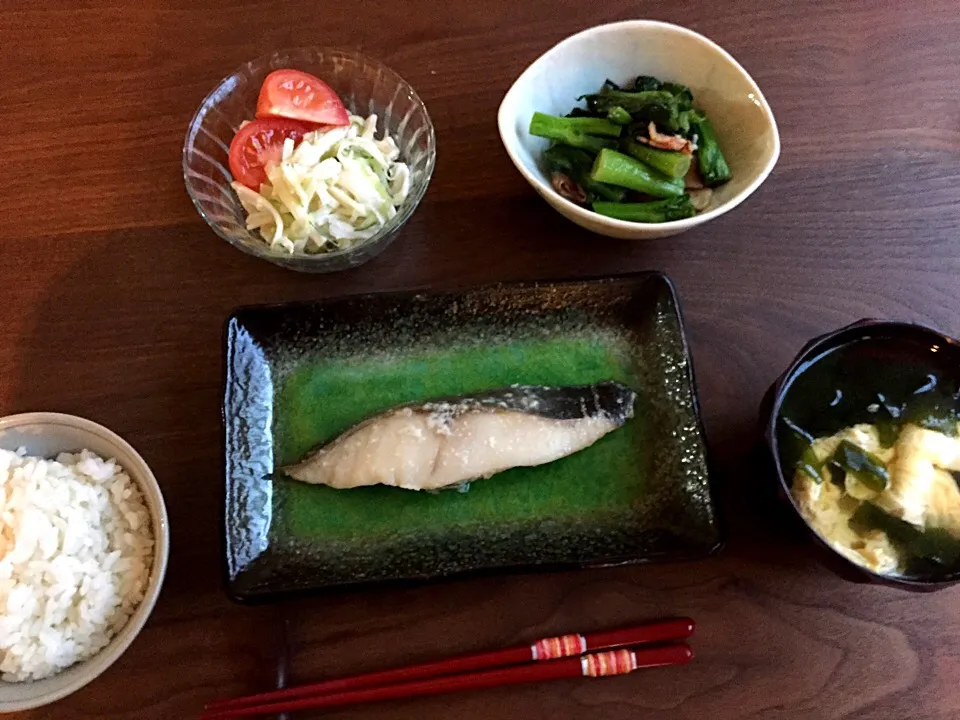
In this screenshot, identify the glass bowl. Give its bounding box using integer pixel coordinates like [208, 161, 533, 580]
[183, 48, 436, 273]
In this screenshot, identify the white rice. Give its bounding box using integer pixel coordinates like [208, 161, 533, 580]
[0, 448, 154, 682]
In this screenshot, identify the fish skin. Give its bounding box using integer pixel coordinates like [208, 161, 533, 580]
[282, 381, 636, 491]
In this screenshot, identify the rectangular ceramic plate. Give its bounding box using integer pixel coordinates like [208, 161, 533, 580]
[223, 273, 720, 602]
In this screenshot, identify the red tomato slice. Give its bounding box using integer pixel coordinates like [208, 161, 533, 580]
[256, 69, 350, 126]
[228, 118, 311, 189]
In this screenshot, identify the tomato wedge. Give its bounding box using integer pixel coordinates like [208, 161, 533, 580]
[256, 69, 350, 126]
[228, 118, 311, 190]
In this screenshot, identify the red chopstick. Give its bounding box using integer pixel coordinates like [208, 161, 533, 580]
[205, 618, 694, 713]
[202, 643, 693, 718]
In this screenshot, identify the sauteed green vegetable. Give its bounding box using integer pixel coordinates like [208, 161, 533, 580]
[529, 74, 731, 223]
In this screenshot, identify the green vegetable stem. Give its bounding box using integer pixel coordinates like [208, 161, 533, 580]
[542, 146, 626, 203]
[692, 117, 732, 186]
[529, 113, 621, 152]
[592, 196, 695, 223]
[622, 139, 691, 179]
[606, 106, 633, 125]
[589, 149, 685, 198]
[533, 74, 732, 223]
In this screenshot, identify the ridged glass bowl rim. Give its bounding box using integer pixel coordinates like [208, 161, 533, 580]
[181, 47, 437, 264]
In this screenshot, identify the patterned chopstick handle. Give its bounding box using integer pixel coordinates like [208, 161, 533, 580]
[580, 650, 638, 677]
[530, 633, 587, 660]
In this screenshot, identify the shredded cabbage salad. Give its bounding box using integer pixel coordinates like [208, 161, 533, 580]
[231, 114, 410, 254]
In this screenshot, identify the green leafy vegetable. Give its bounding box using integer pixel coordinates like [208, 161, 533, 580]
[831, 440, 890, 491]
[589, 149, 685, 198]
[633, 75, 663, 92]
[542, 146, 626, 203]
[534, 73, 730, 224]
[533, 114, 623, 137]
[592, 196, 695, 223]
[691, 117, 732, 186]
[676, 108, 705, 137]
[798, 446, 824, 483]
[606, 106, 633, 125]
[621, 139, 692, 178]
[852, 502, 960, 570]
[662, 82, 693, 102]
[781, 416, 822, 483]
[910, 527, 960, 567]
[871, 392, 904, 447]
[877, 422, 901, 448]
[826, 461, 847, 487]
[582, 90, 689, 132]
[903, 392, 959, 437]
[528, 112, 621, 152]
[851, 502, 918, 544]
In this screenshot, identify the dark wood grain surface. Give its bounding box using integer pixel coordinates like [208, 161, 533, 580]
[2, 0, 959, 718]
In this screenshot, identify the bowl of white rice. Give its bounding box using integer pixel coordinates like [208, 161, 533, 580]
[0, 412, 169, 712]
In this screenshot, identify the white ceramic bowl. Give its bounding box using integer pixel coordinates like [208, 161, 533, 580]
[498, 20, 780, 239]
[0, 413, 169, 712]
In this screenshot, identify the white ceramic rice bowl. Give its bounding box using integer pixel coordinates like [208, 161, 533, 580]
[0, 413, 169, 712]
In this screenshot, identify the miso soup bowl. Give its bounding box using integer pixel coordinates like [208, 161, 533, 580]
[762, 319, 960, 591]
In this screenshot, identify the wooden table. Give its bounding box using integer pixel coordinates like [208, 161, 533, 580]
[3, 0, 959, 717]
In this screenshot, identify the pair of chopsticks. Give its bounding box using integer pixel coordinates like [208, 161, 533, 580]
[201, 618, 695, 718]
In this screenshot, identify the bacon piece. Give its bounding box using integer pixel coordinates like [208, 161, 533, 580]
[638, 121, 696, 155]
[551, 172, 587, 204]
[684, 164, 705, 190]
